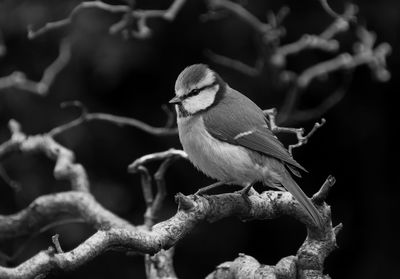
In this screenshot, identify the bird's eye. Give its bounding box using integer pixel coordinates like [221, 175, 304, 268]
[190, 88, 200, 95]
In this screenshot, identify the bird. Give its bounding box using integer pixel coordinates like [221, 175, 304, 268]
[169, 64, 323, 228]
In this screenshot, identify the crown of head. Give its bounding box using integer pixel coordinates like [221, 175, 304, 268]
[174, 64, 225, 116]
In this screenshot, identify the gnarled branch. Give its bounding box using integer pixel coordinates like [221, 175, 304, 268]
[0, 40, 71, 95]
[1, 177, 338, 278]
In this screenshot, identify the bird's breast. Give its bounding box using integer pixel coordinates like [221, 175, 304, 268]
[177, 115, 265, 185]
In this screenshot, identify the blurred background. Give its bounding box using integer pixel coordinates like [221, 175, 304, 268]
[0, 0, 399, 278]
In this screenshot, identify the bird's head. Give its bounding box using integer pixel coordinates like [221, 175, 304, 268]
[170, 64, 226, 117]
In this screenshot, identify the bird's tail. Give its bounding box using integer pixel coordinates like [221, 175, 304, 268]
[280, 172, 324, 229]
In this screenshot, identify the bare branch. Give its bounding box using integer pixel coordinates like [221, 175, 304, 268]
[128, 149, 188, 173]
[28, 0, 186, 40]
[0, 192, 130, 240]
[52, 234, 64, 254]
[0, 183, 337, 278]
[0, 218, 84, 265]
[0, 164, 21, 192]
[138, 166, 154, 210]
[318, 0, 356, 21]
[320, 4, 358, 39]
[206, 0, 271, 35]
[297, 28, 391, 88]
[312, 175, 336, 204]
[264, 108, 326, 155]
[288, 118, 326, 154]
[151, 158, 178, 222]
[28, 1, 130, 39]
[272, 4, 357, 68]
[0, 40, 71, 95]
[0, 120, 90, 192]
[48, 101, 178, 137]
[136, 154, 180, 277]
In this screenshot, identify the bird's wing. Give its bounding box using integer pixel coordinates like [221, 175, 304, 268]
[203, 88, 306, 172]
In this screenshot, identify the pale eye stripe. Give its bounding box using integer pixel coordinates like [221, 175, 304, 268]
[234, 130, 255, 140]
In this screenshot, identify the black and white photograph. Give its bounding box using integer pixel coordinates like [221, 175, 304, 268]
[0, 0, 398, 278]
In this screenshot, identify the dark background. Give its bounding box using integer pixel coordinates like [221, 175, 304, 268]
[0, 0, 399, 278]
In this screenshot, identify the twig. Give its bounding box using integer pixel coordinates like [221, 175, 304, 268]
[52, 234, 64, 254]
[0, 218, 84, 265]
[0, 40, 71, 95]
[138, 166, 154, 210]
[151, 158, 177, 223]
[264, 108, 326, 155]
[128, 149, 188, 173]
[272, 4, 357, 67]
[48, 101, 178, 137]
[0, 164, 21, 192]
[320, 4, 357, 39]
[28, 0, 186, 40]
[279, 26, 390, 124]
[297, 28, 391, 88]
[318, 0, 356, 21]
[28, 2, 130, 39]
[206, 0, 271, 35]
[205, 3, 287, 74]
[136, 156, 179, 277]
[312, 175, 336, 204]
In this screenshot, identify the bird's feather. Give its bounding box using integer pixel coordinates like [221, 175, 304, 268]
[280, 170, 324, 228]
[203, 87, 306, 172]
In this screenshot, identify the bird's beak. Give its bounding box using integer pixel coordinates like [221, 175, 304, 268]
[169, 96, 182, 104]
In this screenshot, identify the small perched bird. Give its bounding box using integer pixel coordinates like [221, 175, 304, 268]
[170, 64, 323, 228]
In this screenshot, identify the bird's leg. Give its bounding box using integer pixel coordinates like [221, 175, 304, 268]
[237, 183, 256, 196]
[195, 181, 226, 195]
[234, 183, 257, 207]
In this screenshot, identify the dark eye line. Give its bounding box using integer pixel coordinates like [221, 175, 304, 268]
[183, 82, 218, 100]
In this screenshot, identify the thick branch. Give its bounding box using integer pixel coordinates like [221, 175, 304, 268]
[206, 254, 297, 279]
[0, 179, 337, 278]
[0, 192, 130, 239]
[0, 120, 89, 192]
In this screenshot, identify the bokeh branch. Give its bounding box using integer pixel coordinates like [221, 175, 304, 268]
[0, 40, 71, 95]
[204, 1, 391, 125]
[28, 0, 186, 40]
[48, 101, 178, 137]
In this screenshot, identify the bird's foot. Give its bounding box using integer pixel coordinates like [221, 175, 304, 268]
[236, 183, 255, 205]
[194, 181, 226, 196]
